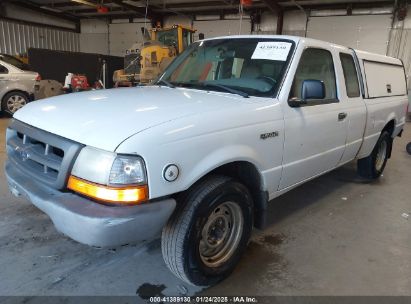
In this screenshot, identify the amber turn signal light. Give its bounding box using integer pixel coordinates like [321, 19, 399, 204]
[67, 175, 148, 205]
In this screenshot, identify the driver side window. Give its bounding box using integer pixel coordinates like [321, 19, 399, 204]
[290, 48, 337, 101]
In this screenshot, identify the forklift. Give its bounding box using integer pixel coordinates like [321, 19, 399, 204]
[113, 24, 197, 86]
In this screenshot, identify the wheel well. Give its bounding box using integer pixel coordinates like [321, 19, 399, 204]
[382, 120, 395, 158]
[1, 90, 30, 113]
[200, 161, 268, 229]
[2, 90, 29, 102]
[382, 120, 395, 137]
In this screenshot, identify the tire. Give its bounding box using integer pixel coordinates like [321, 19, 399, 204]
[161, 175, 253, 286]
[357, 131, 392, 179]
[407, 142, 411, 155]
[1, 91, 29, 116]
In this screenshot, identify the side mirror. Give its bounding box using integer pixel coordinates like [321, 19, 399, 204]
[288, 79, 326, 107]
[301, 79, 325, 100]
[288, 97, 306, 107]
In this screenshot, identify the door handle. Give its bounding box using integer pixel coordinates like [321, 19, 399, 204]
[338, 112, 347, 121]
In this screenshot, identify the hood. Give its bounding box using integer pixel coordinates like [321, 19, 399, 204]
[14, 86, 248, 151]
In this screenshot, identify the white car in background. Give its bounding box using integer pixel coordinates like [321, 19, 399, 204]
[0, 54, 39, 116]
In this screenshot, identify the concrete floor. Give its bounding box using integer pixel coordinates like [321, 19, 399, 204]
[0, 115, 410, 299]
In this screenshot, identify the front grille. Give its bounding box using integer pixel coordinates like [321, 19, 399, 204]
[6, 119, 83, 189]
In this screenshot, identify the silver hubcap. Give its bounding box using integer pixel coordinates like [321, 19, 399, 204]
[199, 201, 243, 268]
[7, 95, 26, 113]
[375, 140, 387, 171]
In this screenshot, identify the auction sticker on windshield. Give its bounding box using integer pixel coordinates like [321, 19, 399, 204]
[251, 41, 292, 61]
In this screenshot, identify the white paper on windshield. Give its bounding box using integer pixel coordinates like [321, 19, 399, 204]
[251, 42, 292, 61]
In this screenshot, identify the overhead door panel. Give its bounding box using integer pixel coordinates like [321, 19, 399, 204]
[109, 23, 144, 56]
[193, 19, 250, 39]
[307, 15, 391, 55]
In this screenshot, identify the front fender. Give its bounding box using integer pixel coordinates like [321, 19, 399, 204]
[115, 100, 284, 199]
[183, 144, 265, 191]
[0, 80, 33, 100]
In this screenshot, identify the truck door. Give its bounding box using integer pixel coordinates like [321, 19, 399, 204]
[279, 47, 348, 190]
[0, 63, 9, 93]
[337, 51, 367, 164]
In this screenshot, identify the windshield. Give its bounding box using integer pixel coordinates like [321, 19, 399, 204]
[160, 38, 294, 97]
[156, 29, 178, 47]
[0, 54, 32, 71]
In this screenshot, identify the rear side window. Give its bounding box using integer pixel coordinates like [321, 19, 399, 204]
[290, 48, 337, 101]
[340, 53, 360, 97]
[0, 64, 8, 74]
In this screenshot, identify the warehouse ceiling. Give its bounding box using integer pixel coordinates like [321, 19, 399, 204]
[4, 0, 397, 20]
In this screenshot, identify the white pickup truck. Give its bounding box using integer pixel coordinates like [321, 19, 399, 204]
[5, 35, 408, 286]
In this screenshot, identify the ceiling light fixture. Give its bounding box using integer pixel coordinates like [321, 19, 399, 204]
[40, 6, 63, 13]
[71, 0, 109, 13]
[71, 0, 99, 8]
[122, 0, 146, 8]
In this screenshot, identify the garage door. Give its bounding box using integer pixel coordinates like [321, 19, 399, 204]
[193, 19, 251, 39]
[307, 15, 391, 55]
[109, 23, 145, 56]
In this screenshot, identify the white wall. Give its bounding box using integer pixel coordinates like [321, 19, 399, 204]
[194, 19, 251, 38]
[307, 15, 392, 54]
[109, 22, 146, 56]
[257, 9, 394, 54]
[163, 15, 251, 40]
[79, 19, 147, 57]
[80, 19, 109, 55]
[386, 6, 411, 103]
[255, 13, 277, 33]
[263, 7, 411, 87]
[254, 11, 306, 35]
[78, 7, 411, 61]
[282, 10, 307, 36]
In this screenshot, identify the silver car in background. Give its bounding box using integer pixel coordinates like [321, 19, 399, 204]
[0, 54, 39, 116]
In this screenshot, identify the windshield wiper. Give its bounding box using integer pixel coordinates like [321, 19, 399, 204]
[156, 79, 175, 88]
[203, 83, 249, 98]
[169, 81, 249, 98]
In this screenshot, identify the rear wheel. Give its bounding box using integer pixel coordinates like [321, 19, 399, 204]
[357, 131, 391, 179]
[1, 91, 29, 116]
[161, 176, 253, 286]
[406, 142, 411, 155]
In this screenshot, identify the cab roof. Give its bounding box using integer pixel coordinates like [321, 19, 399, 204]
[203, 35, 402, 66]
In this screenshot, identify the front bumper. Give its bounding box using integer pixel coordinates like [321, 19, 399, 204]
[5, 161, 176, 247]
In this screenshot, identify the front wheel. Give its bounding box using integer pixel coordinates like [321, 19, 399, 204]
[161, 176, 253, 286]
[357, 131, 392, 179]
[1, 91, 29, 116]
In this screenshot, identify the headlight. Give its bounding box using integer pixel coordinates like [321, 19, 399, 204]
[109, 156, 146, 185]
[68, 146, 148, 205]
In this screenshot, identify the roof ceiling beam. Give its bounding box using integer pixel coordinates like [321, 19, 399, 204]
[105, 0, 153, 17]
[9, 0, 80, 22]
[69, 7, 127, 14]
[277, 0, 392, 6]
[281, 0, 394, 10]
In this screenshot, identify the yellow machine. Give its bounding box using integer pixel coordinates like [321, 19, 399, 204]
[15, 56, 29, 65]
[114, 24, 196, 85]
